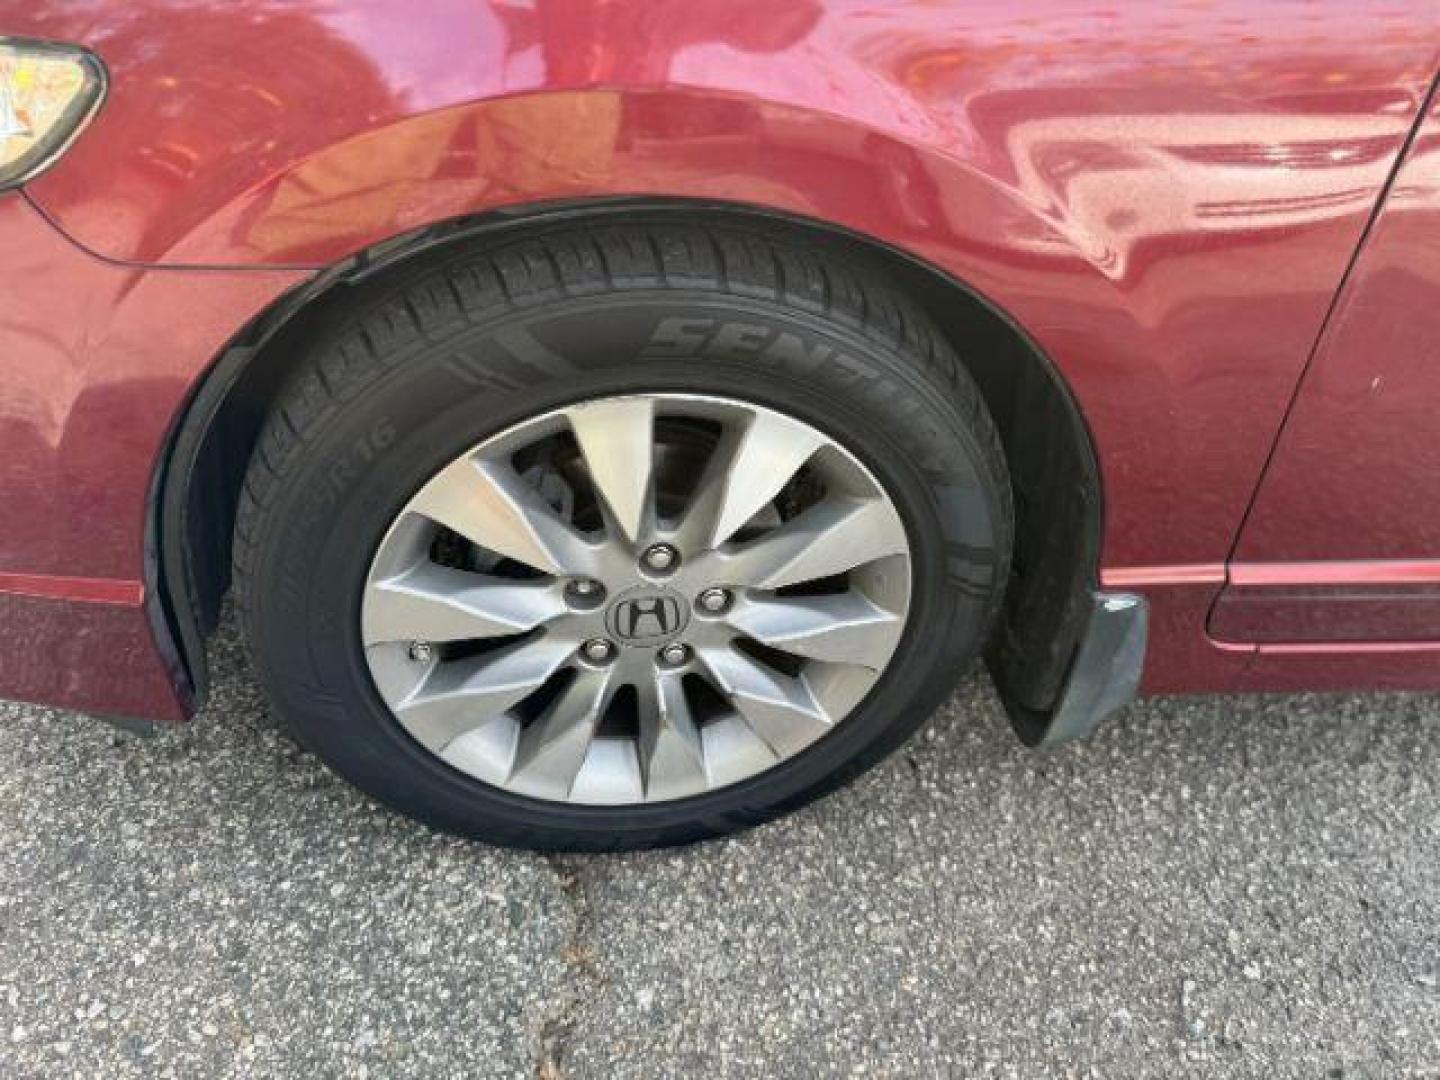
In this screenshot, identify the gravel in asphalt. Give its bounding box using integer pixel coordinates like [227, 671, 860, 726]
[2, 616, 1438, 1078]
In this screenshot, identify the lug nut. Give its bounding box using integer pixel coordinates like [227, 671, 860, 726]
[408, 641, 434, 663]
[641, 544, 679, 572]
[697, 588, 732, 614]
[566, 578, 604, 606]
[582, 638, 616, 664]
[657, 643, 691, 668]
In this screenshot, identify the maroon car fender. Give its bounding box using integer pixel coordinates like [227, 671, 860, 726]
[3, 1, 1440, 724]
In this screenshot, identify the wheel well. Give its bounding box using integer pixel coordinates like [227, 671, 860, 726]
[154, 199, 1103, 716]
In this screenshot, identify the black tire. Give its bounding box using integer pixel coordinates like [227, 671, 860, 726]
[234, 218, 1013, 851]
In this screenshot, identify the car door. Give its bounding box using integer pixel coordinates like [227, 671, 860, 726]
[1212, 88, 1440, 647]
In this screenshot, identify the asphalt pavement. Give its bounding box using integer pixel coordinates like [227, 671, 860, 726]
[2, 617, 1438, 1078]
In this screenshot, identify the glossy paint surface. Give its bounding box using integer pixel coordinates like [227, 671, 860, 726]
[0, 195, 304, 581]
[1, 1, 1440, 718]
[1213, 91, 1440, 647]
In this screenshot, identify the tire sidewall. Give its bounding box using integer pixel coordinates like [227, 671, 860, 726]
[248, 291, 1007, 848]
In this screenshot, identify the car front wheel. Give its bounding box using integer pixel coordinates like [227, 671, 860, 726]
[235, 219, 1012, 850]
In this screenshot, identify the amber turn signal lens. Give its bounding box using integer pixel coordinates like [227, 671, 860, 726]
[0, 37, 106, 188]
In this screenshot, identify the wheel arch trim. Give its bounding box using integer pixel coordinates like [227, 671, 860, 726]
[150, 196, 1113, 739]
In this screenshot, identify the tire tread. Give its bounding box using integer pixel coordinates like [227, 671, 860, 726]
[233, 218, 1012, 846]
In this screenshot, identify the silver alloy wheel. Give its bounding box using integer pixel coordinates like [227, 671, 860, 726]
[361, 394, 912, 805]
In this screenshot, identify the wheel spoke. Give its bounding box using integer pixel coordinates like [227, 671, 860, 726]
[566, 397, 655, 543]
[721, 497, 907, 589]
[507, 665, 616, 798]
[700, 647, 831, 757]
[407, 455, 596, 576]
[675, 409, 825, 550]
[363, 564, 567, 646]
[394, 637, 574, 752]
[637, 671, 707, 799]
[726, 592, 903, 669]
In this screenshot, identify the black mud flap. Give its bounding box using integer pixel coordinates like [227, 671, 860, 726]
[1000, 592, 1148, 747]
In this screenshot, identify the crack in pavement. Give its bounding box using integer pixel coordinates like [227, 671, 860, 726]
[533, 855, 602, 1080]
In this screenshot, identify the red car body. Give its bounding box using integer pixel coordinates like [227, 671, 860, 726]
[3, 1, 1440, 726]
